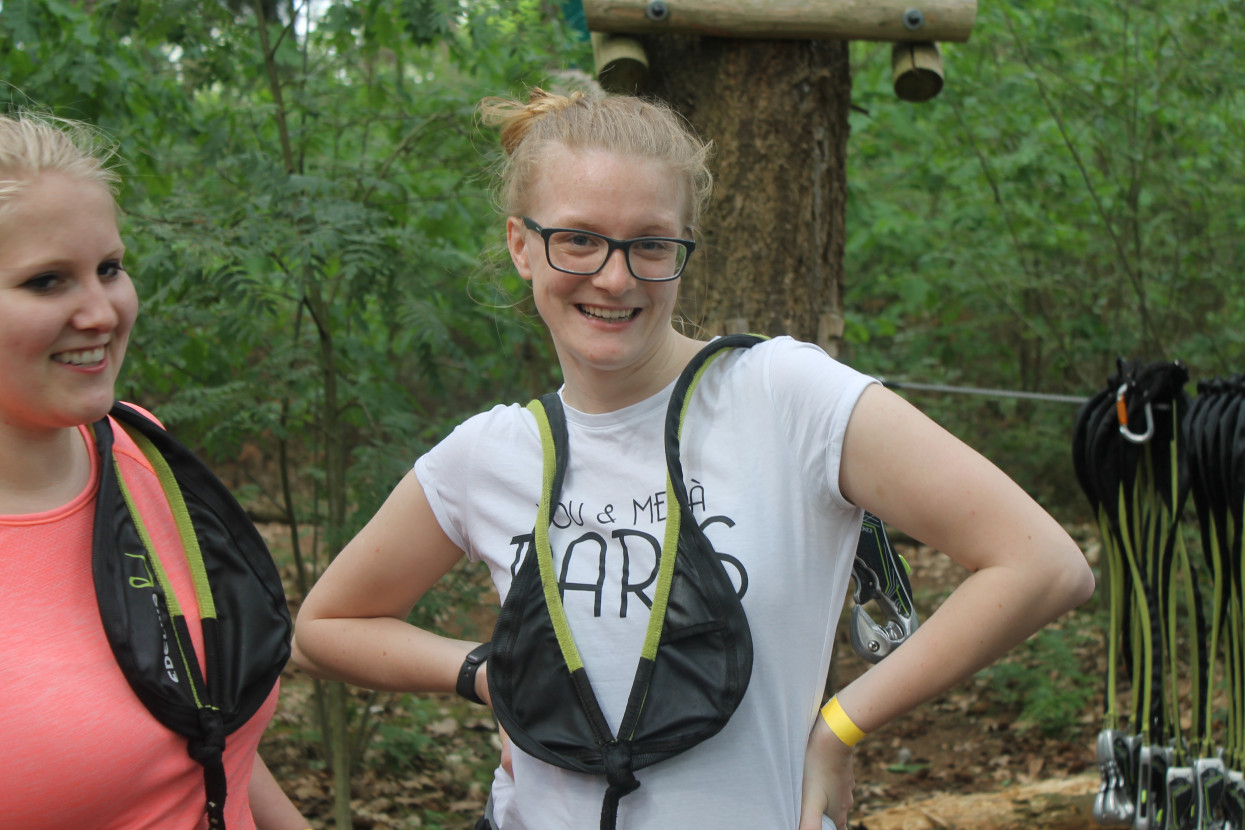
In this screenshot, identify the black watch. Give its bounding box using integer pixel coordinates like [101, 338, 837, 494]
[456, 643, 491, 705]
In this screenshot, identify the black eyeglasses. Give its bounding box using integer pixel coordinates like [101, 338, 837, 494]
[522, 217, 696, 282]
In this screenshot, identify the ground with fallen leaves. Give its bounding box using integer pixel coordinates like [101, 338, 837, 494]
[260, 527, 1108, 830]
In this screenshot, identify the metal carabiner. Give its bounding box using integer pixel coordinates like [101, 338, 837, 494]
[1193, 757, 1227, 830]
[849, 513, 919, 664]
[1093, 730, 1136, 826]
[1221, 771, 1245, 830]
[1133, 744, 1173, 830]
[1116, 382, 1155, 443]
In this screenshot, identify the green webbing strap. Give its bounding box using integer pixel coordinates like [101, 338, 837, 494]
[120, 424, 217, 621]
[525, 347, 741, 695]
[1117, 484, 1156, 743]
[113, 434, 211, 713]
[643, 349, 734, 661]
[111, 418, 231, 829]
[526, 400, 587, 675]
[641, 472, 680, 663]
[1101, 502, 1125, 732]
[523, 399, 686, 677]
[1203, 517, 1226, 749]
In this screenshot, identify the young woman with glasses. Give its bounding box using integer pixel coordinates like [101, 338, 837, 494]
[293, 87, 1094, 830]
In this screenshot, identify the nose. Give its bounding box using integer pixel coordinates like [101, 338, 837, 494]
[71, 274, 122, 332]
[591, 247, 635, 296]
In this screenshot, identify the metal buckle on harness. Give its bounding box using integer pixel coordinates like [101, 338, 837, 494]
[849, 513, 919, 663]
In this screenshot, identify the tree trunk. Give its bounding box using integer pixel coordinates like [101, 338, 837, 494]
[640, 38, 852, 355]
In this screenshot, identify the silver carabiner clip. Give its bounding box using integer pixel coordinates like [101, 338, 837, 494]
[849, 513, 920, 663]
[1116, 383, 1154, 443]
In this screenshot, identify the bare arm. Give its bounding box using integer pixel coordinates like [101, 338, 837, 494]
[291, 471, 490, 703]
[249, 752, 309, 830]
[799, 384, 1095, 829]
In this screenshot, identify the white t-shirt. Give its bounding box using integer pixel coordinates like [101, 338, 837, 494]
[416, 336, 874, 829]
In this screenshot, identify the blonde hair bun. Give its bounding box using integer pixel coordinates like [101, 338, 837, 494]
[479, 86, 713, 232]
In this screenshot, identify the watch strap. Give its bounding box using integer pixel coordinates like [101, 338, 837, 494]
[456, 642, 491, 705]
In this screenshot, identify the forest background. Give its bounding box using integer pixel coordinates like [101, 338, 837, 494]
[3, 0, 1242, 827]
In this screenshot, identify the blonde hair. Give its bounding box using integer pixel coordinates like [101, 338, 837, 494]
[0, 113, 120, 210]
[479, 88, 714, 233]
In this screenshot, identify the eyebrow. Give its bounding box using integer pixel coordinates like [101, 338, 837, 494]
[7, 247, 127, 271]
[549, 218, 684, 237]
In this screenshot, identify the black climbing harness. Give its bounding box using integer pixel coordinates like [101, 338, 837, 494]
[93, 403, 292, 830]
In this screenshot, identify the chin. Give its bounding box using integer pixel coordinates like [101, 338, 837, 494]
[68, 395, 118, 428]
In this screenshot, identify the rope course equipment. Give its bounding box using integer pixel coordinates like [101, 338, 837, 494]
[1186, 376, 1245, 830]
[849, 512, 919, 664]
[1079, 361, 1245, 830]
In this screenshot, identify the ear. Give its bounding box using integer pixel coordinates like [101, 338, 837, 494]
[506, 216, 535, 283]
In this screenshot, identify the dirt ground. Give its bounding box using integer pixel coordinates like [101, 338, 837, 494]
[262, 529, 1107, 830]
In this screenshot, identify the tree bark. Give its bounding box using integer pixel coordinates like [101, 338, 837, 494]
[640, 38, 851, 355]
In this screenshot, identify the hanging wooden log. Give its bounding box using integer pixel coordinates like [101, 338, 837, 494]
[892, 41, 944, 101]
[592, 32, 650, 94]
[582, 0, 977, 43]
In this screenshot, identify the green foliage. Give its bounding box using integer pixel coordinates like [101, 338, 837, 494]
[2, 0, 590, 536]
[845, 0, 1245, 518]
[372, 717, 435, 773]
[1, 2, 589, 824]
[980, 627, 1099, 737]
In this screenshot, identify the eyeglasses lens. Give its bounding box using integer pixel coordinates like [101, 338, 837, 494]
[546, 231, 686, 281]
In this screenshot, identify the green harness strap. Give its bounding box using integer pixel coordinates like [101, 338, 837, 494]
[115, 423, 218, 712]
[489, 335, 760, 830]
[109, 420, 231, 829]
[94, 404, 291, 830]
[523, 344, 738, 737]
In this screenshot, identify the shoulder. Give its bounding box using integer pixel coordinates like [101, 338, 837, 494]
[415, 401, 539, 481]
[441, 401, 538, 448]
[112, 401, 166, 430]
[710, 336, 874, 401]
[107, 413, 156, 476]
[104, 402, 170, 472]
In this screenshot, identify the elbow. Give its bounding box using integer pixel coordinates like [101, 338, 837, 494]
[1052, 544, 1096, 615]
[1078, 561, 1097, 606]
[288, 632, 319, 677]
[1069, 560, 1097, 610]
[289, 612, 329, 679]
[289, 632, 312, 672]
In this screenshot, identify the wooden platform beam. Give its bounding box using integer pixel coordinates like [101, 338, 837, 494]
[582, 0, 977, 43]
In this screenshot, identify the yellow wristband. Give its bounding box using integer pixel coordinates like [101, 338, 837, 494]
[820, 696, 866, 747]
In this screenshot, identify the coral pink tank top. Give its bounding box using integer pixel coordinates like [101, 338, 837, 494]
[0, 415, 277, 829]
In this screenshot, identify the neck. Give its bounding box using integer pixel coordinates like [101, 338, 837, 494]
[0, 423, 92, 515]
[559, 331, 706, 414]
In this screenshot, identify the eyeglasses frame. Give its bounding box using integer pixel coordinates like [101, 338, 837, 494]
[521, 217, 696, 283]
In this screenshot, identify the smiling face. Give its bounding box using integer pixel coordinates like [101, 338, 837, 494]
[0, 172, 136, 436]
[507, 146, 695, 411]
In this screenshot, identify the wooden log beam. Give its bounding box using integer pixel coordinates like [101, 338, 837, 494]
[592, 32, 649, 93]
[582, 0, 977, 43]
[892, 41, 944, 101]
